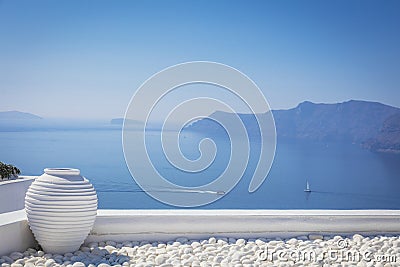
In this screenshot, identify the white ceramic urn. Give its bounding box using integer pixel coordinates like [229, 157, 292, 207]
[25, 168, 97, 254]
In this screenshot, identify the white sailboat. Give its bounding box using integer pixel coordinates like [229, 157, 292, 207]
[304, 180, 311, 192]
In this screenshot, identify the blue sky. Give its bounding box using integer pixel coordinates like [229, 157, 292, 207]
[0, 0, 399, 119]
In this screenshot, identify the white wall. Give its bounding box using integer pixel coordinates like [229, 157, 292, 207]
[0, 210, 37, 256]
[0, 176, 36, 213]
[2, 209, 400, 256]
[86, 209, 400, 243]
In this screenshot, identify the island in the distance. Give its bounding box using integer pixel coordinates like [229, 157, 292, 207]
[0, 111, 42, 120]
[2, 100, 399, 153]
[187, 100, 400, 153]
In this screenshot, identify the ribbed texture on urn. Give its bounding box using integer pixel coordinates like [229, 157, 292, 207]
[25, 168, 97, 254]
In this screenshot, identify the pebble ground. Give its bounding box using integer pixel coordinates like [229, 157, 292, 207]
[1, 234, 399, 267]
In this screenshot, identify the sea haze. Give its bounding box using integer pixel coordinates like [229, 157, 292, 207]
[0, 100, 399, 209]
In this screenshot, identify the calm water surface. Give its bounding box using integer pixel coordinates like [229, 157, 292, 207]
[0, 129, 399, 209]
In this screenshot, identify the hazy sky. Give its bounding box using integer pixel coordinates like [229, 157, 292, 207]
[1, 0, 399, 119]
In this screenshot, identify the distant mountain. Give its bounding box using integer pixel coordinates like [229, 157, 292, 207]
[363, 113, 400, 153]
[189, 111, 265, 138]
[273, 100, 400, 143]
[187, 100, 400, 153]
[0, 111, 113, 131]
[0, 111, 42, 120]
[0, 111, 43, 131]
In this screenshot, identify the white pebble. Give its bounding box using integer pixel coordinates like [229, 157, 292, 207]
[308, 234, 323, 240]
[183, 247, 192, 254]
[0, 235, 398, 267]
[172, 241, 181, 247]
[214, 255, 224, 263]
[191, 242, 201, 248]
[24, 258, 36, 264]
[176, 237, 188, 244]
[44, 259, 56, 267]
[236, 239, 246, 246]
[204, 246, 216, 252]
[72, 262, 85, 267]
[353, 234, 364, 243]
[241, 259, 254, 264]
[155, 255, 167, 265]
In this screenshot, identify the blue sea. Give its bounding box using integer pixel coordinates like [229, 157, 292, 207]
[1, 128, 400, 209]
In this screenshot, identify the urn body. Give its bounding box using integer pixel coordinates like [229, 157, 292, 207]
[25, 168, 97, 253]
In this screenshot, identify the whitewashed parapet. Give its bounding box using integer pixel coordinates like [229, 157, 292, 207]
[1, 209, 400, 256]
[0, 210, 37, 256]
[87, 209, 400, 243]
[0, 176, 36, 213]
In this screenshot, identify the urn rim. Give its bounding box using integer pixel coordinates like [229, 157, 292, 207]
[44, 168, 80, 176]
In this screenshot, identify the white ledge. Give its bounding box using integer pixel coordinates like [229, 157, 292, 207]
[2, 209, 400, 256]
[0, 176, 36, 186]
[87, 209, 400, 243]
[0, 210, 37, 256]
[96, 209, 400, 216]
